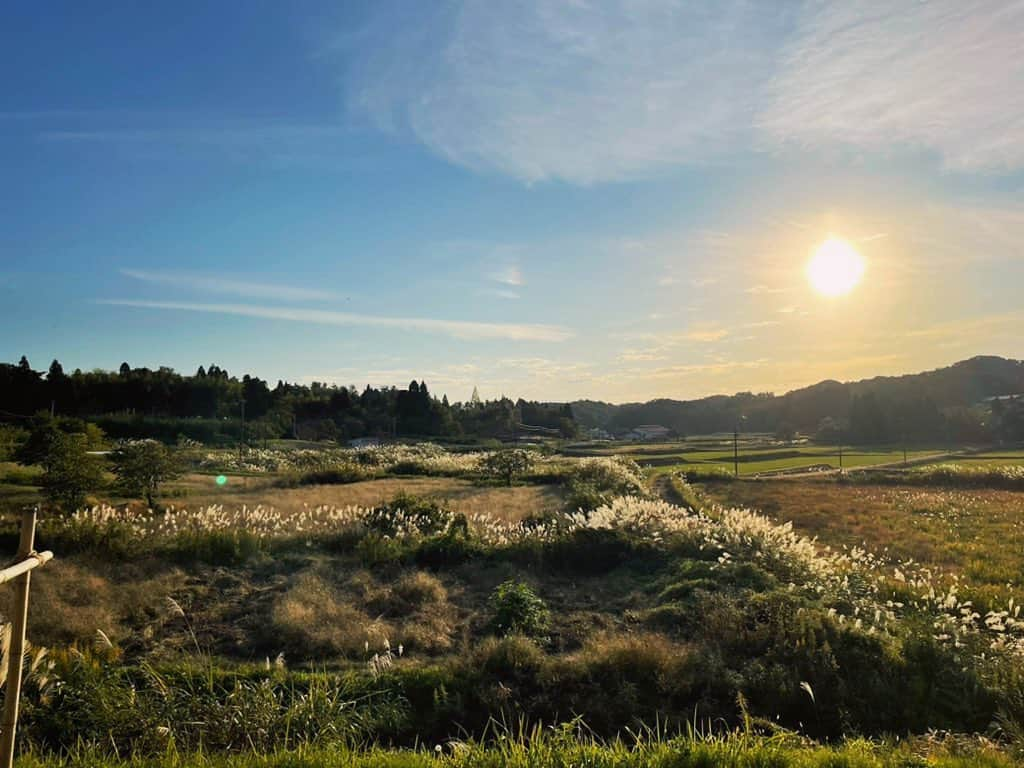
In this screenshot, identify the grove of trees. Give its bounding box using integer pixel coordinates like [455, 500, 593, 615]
[1, 357, 579, 444]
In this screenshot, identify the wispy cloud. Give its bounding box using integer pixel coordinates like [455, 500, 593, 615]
[121, 269, 337, 302]
[349, 1, 1023, 183]
[350, 1, 791, 183]
[96, 299, 573, 342]
[489, 265, 524, 287]
[481, 288, 521, 300]
[745, 284, 785, 295]
[680, 327, 729, 343]
[618, 349, 669, 363]
[759, 1, 1024, 172]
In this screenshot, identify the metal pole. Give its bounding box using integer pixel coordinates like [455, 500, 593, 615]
[0, 509, 38, 768]
[838, 426, 843, 470]
[238, 399, 246, 461]
[733, 427, 739, 477]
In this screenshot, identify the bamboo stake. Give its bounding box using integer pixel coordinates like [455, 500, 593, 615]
[0, 509, 38, 768]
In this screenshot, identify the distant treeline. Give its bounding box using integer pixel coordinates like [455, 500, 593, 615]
[573, 356, 1024, 444]
[0, 357, 577, 443]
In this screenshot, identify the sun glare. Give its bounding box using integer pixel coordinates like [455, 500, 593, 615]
[807, 237, 865, 297]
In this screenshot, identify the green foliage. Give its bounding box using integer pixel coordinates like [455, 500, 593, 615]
[293, 462, 375, 486]
[364, 492, 454, 536]
[165, 529, 264, 565]
[110, 440, 184, 508]
[488, 580, 549, 638]
[15, 420, 61, 466]
[478, 449, 534, 486]
[0, 424, 28, 461]
[18, 648, 404, 755]
[39, 432, 104, 512]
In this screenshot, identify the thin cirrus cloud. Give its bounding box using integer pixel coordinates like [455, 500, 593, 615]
[350, 1, 791, 184]
[349, 1, 1024, 183]
[121, 269, 338, 302]
[95, 299, 574, 342]
[759, 1, 1024, 172]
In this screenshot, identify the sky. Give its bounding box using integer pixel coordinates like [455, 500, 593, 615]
[2, 0, 1023, 404]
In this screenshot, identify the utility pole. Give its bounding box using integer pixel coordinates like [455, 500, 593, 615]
[838, 424, 844, 471]
[733, 415, 745, 477]
[49, 400, 55, 418]
[733, 426, 739, 477]
[238, 399, 246, 461]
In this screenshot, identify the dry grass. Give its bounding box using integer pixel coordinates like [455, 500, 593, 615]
[703, 478, 1024, 590]
[271, 572, 393, 657]
[271, 568, 457, 659]
[0, 560, 187, 647]
[167, 475, 565, 523]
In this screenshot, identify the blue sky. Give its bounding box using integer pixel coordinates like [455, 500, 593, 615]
[2, 1, 1023, 403]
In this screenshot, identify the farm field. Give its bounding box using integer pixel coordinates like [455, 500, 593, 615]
[635, 445, 953, 477]
[700, 477, 1024, 607]
[2, 441, 1024, 765]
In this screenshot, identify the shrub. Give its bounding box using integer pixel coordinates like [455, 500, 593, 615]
[564, 457, 646, 497]
[478, 449, 534, 486]
[363, 492, 453, 536]
[564, 480, 612, 513]
[39, 433, 104, 512]
[297, 463, 374, 486]
[488, 580, 549, 638]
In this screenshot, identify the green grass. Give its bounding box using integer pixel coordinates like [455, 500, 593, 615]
[642, 446, 949, 478]
[14, 731, 1019, 768]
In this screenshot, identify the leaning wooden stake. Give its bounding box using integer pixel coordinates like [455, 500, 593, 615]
[0, 509, 49, 768]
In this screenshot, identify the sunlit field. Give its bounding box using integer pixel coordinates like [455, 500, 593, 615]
[0, 436, 1021, 766]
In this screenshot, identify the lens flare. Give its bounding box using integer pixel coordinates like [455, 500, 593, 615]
[215, 475, 228, 486]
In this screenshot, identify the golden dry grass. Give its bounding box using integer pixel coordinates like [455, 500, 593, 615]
[703, 479, 1024, 586]
[0, 560, 187, 647]
[168, 474, 564, 523]
[270, 568, 457, 658]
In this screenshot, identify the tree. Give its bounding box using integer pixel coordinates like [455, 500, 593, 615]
[478, 449, 534, 486]
[40, 432, 103, 512]
[110, 440, 184, 509]
[775, 421, 797, 442]
[15, 419, 61, 465]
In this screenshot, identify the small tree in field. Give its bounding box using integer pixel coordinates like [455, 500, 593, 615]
[111, 440, 183, 509]
[41, 432, 104, 512]
[478, 449, 534, 487]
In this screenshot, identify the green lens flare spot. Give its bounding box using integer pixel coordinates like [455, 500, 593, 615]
[215, 475, 228, 486]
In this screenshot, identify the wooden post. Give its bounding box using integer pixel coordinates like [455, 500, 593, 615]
[0, 509, 38, 768]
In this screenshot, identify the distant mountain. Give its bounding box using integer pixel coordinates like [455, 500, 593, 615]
[571, 356, 1024, 440]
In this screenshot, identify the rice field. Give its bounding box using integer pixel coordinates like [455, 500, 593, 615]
[701, 477, 1024, 608]
[638, 445, 951, 477]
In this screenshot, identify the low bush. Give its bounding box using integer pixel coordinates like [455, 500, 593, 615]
[363, 492, 454, 536]
[488, 580, 550, 638]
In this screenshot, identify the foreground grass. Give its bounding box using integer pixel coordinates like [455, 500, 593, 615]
[16, 732, 1018, 768]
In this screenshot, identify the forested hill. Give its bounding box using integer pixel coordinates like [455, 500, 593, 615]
[573, 356, 1024, 442]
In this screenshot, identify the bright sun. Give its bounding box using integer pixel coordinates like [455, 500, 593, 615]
[807, 237, 865, 297]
